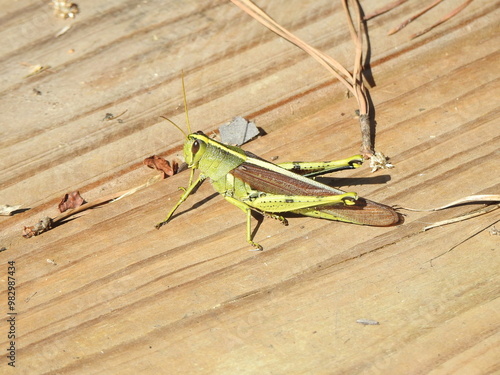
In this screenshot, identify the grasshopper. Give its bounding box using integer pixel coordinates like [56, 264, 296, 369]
[156, 84, 403, 250]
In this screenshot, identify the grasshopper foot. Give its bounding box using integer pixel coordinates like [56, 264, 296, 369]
[264, 212, 288, 226]
[155, 220, 168, 229]
[248, 241, 263, 251]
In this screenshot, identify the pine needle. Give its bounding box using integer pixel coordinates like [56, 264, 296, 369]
[388, 0, 445, 35]
[410, 0, 474, 39]
[364, 0, 409, 21]
[230, 0, 391, 166]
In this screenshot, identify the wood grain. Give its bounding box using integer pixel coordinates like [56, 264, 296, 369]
[0, 0, 498, 373]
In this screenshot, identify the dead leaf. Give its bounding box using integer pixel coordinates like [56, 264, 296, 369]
[143, 155, 177, 178]
[58, 191, 86, 213]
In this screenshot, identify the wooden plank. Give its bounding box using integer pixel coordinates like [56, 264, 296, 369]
[0, 0, 498, 373]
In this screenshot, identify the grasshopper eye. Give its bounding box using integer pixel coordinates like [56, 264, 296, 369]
[191, 140, 200, 155]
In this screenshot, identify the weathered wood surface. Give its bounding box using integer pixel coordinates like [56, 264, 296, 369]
[0, 0, 498, 373]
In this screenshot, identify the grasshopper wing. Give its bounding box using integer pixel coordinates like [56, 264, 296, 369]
[231, 162, 403, 227]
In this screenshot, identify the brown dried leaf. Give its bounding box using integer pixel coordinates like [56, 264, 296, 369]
[58, 191, 86, 213]
[143, 155, 177, 178]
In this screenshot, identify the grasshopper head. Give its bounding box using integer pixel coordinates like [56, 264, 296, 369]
[184, 131, 208, 168]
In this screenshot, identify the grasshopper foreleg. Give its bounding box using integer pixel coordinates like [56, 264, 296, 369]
[156, 174, 206, 229]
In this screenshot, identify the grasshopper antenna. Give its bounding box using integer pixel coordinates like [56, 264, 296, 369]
[160, 72, 191, 138]
[160, 116, 187, 138]
[181, 71, 191, 134]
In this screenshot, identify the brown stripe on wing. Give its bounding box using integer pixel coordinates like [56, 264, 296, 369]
[231, 162, 403, 226]
[231, 162, 344, 196]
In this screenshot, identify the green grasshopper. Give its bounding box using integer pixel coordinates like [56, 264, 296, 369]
[156, 85, 403, 250]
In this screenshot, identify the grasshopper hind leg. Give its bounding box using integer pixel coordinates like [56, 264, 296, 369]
[277, 155, 363, 177]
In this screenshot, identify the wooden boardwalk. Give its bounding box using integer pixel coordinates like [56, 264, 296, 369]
[0, 0, 498, 373]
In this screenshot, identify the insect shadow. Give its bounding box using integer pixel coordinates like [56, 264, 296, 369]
[314, 174, 392, 188]
[167, 191, 219, 221]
